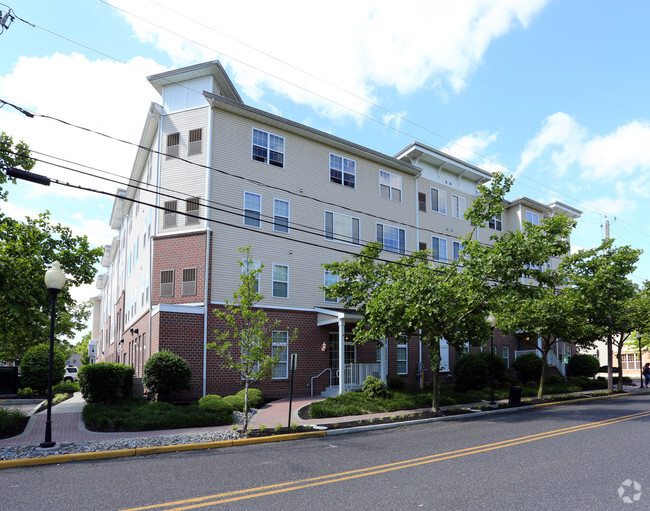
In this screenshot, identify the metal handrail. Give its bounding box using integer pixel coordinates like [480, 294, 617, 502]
[310, 368, 332, 397]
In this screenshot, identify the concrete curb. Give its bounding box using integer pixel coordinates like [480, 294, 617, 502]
[2, 390, 646, 469]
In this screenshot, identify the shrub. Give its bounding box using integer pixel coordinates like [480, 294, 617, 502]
[19, 343, 66, 394]
[53, 381, 80, 394]
[17, 387, 36, 398]
[453, 354, 488, 391]
[198, 395, 234, 424]
[362, 375, 388, 398]
[567, 376, 591, 388]
[236, 388, 264, 409]
[388, 376, 406, 390]
[545, 374, 565, 386]
[476, 351, 507, 383]
[512, 353, 543, 383]
[567, 354, 600, 378]
[224, 394, 245, 412]
[143, 350, 191, 401]
[79, 362, 134, 403]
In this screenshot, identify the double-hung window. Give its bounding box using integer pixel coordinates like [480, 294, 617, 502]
[452, 241, 463, 261]
[376, 223, 405, 254]
[272, 264, 289, 298]
[252, 128, 284, 167]
[431, 236, 447, 262]
[488, 214, 503, 231]
[330, 154, 355, 188]
[526, 211, 540, 225]
[379, 170, 402, 201]
[241, 259, 261, 293]
[418, 192, 426, 212]
[431, 188, 447, 214]
[272, 331, 289, 379]
[273, 199, 290, 233]
[325, 211, 360, 244]
[451, 194, 466, 219]
[323, 270, 338, 303]
[243, 192, 261, 227]
[397, 335, 408, 375]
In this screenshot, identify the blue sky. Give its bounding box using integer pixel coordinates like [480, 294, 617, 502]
[1, 0, 650, 340]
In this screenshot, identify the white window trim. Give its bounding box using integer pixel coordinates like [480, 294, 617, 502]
[452, 241, 463, 261]
[252, 128, 285, 168]
[273, 198, 290, 233]
[272, 331, 289, 379]
[241, 259, 261, 294]
[451, 194, 467, 220]
[329, 153, 356, 188]
[379, 170, 402, 202]
[431, 236, 448, 262]
[323, 270, 338, 303]
[526, 210, 540, 226]
[376, 223, 406, 254]
[431, 187, 447, 215]
[272, 264, 289, 299]
[243, 191, 262, 228]
[324, 210, 360, 245]
[397, 335, 408, 375]
[488, 214, 503, 231]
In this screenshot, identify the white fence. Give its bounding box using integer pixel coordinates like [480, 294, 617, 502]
[344, 363, 381, 388]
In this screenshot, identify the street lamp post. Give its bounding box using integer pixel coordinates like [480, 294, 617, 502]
[486, 313, 497, 405]
[40, 261, 66, 449]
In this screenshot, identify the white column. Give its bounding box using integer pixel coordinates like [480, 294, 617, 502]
[338, 319, 346, 395]
[380, 338, 388, 385]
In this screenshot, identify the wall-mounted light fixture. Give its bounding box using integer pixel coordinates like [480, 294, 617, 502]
[321, 341, 327, 352]
[130, 328, 139, 335]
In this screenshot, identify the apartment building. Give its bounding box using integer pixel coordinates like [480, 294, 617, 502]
[92, 61, 581, 399]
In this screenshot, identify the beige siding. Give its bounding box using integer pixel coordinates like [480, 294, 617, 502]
[209, 109, 418, 307]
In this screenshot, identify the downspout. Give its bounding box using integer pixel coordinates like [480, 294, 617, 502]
[150, 108, 163, 365]
[338, 318, 345, 396]
[203, 106, 214, 397]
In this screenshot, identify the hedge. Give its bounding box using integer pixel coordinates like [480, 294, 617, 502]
[78, 362, 134, 403]
[19, 343, 66, 394]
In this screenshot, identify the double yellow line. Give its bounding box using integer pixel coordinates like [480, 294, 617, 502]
[124, 410, 650, 510]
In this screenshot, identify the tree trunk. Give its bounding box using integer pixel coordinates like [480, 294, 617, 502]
[243, 379, 250, 432]
[538, 345, 549, 400]
[430, 339, 441, 413]
[616, 342, 624, 391]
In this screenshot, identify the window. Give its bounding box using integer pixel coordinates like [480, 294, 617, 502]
[252, 128, 284, 167]
[451, 194, 466, 219]
[272, 264, 288, 298]
[501, 346, 510, 368]
[182, 268, 197, 296]
[621, 353, 640, 370]
[431, 188, 447, 214]
[272, 331, 289, 379]
[418, 192, 426, 212]
[488, 214, 503, 231]
[376, 223, 406, 254]
[526, 211, 540, 225]
[452, 241, 463, 261]
[243, 192, 261, 227]
[419, 241, 427, 251]
[188, 128, 202, 156]
[160, 270, 174, 297]
[163, 200, 177, 228]
[166, 132, 179, 159]
[431, 236, 447, 262]
[379, 170, 402, 201]
[397, 336, 408, 375]
[241, 259, 261, 293]
[325, 211, 360, 244]
[323, 271, 338, 303]
[186, 197, 200, 225]
[273, 199, 290, 233]
[330, 153, 355, 188]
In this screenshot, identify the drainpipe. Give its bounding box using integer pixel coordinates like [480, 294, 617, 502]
[338, 318, 345, 396]
[203, 106, 214, 397]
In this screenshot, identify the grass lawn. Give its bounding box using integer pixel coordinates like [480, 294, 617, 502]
[83, 398, 233, 432]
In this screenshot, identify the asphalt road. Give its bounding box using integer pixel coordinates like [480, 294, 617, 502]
[4, 395, 650, 511]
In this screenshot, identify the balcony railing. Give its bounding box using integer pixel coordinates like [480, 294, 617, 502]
[344, 363, 381, 388]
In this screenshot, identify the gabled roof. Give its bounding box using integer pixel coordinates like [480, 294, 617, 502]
[147, 60, 242, 103]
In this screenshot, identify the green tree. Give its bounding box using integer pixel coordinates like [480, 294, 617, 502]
[323, 173, 576, 411]
[19, 343, 66, 393]
[69, 331, 92, 365]
[563, 239, 642, 391]
[0, 134, 103, 361]
[208, 246, 297, 431]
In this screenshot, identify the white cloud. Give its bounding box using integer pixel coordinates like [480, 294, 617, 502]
[0, 53, 165, 202]
[382, 111, 407, 132]
[442, 130, 503, 173]
[107, 0, 548, 120]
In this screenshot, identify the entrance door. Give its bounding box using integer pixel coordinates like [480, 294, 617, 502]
[329, 333, 356, 385]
